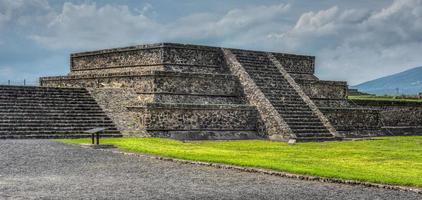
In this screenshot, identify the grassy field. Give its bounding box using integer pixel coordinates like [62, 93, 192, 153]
[348, 95, 422, 103]
[60, 136, 422, 187]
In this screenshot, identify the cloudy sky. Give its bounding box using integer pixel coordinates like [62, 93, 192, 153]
[1, 0, 421, 85]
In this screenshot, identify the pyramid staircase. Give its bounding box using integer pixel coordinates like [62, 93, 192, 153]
[0, 86, 121, 139]
[229, 49, 339, 141]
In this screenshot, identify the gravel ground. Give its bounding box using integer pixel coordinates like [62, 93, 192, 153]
[0, 140, 420, 200]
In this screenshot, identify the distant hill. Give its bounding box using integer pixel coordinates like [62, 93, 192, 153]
[351, 66, 422, 95]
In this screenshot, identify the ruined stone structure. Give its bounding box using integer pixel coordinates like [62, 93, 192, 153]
[1, 43, 420, 141]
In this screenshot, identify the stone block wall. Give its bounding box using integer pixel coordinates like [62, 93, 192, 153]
[87, 88, 146, 136]
[297, 80, 349, 108]
[349, 99, 422, 128]
[298, 80, 348, 100]
[136, 94, 243, 105]
[273, 53, 315, 75]
[71, 45, 162, 73]
[380, 108, 422, 127]
[41, 71, 241, 96]
[69, 43, 228, 76]
[129, 104, 258, 131]
[320, 108, 381, 137]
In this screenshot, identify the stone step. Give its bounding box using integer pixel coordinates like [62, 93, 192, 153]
[0, 133, 122, 139]
[0, 101, 99, 105]
[272, 103, 309, 108]
[0, 93, 91, 98]
[0, 90, 91, 95]
[291, 128, 330, 133]
[0, 106, 104, 111]
[0, 113, 107, 118]
[0, 122, 116, 127]
[0, 108, 104, 113]
[0, 86, 87, 92]
[0, 96, 96, 101]
[0, 112, 110, 116]
[0, 126, 117, 131]
[0, 119, 113, 123]
[279, 110, 313, 115]
[0, 100, 98, 105]
[269, 100, 307, 105]
[0, 105, 103, 109]
[274, 106, 311, 111]
[284, 119, 322, 124]
[295, 132, 334, 137]
[0, 117, 113, 122]
[0, 127, 119, 133]
[279, 113, 320, 118]
[288, 124, 327, 129]
[287, 121, 324, 126]
[0, 96, 90, 100]
[0, 130, 122, 139]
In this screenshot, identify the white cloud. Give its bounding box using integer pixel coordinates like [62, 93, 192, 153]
[30, 2, 159, 50]
[268, 0, 422, 84]
[0, 0, 51, 25]
[30, 2, 291, 50]
[0, 0, 52, 45]
[6, 0, 422, 85]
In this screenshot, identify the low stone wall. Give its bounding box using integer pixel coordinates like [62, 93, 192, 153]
[320, 108, 381, 136]
[381, 108, 422, 127]
[348, 99, 422, 108]
[129, 104, 258, 131]
[348, 99, 422, 131]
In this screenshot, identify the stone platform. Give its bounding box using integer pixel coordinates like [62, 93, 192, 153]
[31, 43, 421, 141]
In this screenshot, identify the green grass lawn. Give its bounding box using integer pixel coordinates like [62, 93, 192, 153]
[348, 95, 422, 103]
[59, 136, 422, 187]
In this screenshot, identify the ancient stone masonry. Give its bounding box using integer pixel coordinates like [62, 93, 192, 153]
[32, 42, 422, 141]
[348, 99, 422, 136]
[41, 43, 261, 140]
